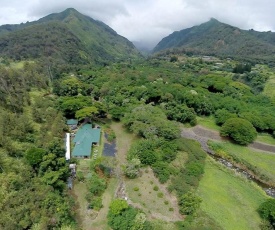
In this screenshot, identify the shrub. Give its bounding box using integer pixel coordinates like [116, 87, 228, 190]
[164, 200, 169, 205]
[88, 173, 107, 196]
[76, 171, 85, 182]
[170, 56, 178, 62]
[152, 162, 170, 183]
[169, 207, 174, 212]
[124, 158, 141, 179]
[179, 192, 202, 215]
[107, 130, 116, 142]
[185, 162, 204, 177]
[133, 187, 139, 191]
[157, 192, 164, 198]
[89, 197, 103, 210]
[221, 118, 257, 145]
[153, 186, 159, 191]
[258, 199, 275, 227]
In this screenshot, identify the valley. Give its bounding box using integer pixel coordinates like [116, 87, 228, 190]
[0, 7, 275, 230]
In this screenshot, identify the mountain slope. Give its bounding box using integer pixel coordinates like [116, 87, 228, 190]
[153, 18, 275, 63]
[0, 8, 141, 64]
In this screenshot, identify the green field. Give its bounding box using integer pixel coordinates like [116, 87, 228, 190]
[256, 133, 275, 145]
[197, 158, 267, 230]
[197, 116, 221, 131]
[210, 141, 275, 183]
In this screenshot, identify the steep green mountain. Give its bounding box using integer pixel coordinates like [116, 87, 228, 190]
[0, 8, 141, 64]
[153, 18, 275, 63]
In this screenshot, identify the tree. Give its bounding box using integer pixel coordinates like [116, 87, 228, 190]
[75, 106, 98, 121]
[109, 199, 129, 215]
[215, 109, 237, 126]
[179, 192, 202, 215]
[58, 96, 92, 117]
[220, 118, 257, 145]
[25, 148, 46, 169]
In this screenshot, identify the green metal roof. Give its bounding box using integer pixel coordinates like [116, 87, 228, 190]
[72, 136, 92, 157]
[67, 119, 78, 125]
[72, 124, 101, 157]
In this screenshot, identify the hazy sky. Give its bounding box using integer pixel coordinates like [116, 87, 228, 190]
[1, 0, 274, 49]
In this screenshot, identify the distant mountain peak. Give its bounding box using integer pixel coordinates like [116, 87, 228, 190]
[153, 19, 275, 63]
[209, 17, 219, 22]
[64, 7, 78, 12]
[0, 8, 141, 64]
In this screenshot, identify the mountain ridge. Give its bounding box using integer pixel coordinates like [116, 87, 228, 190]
[153, 18, 275, 63]
[0, 8, 141, 64]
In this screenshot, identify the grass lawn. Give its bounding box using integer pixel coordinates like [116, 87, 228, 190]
[197, 157, 267, 230]
[149, 220, 179, 230]
[210, 141, 275, 183]
[197, 116, 220, 131]
[256, 133, 275, 145]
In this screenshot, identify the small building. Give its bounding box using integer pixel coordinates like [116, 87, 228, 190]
[65, 133, 71, 160]
[72, 124, 101, 158]
[66, 119, 78, 130]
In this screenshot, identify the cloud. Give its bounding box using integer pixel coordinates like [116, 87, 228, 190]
[0, 0, 275, 49]
[29, 0, 129, 22]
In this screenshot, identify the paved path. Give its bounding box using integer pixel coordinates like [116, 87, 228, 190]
[181, 125, 275, 154]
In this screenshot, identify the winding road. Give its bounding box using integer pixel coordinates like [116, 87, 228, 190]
[181, 125, 275, 154]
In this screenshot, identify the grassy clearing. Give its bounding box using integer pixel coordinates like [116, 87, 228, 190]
[72, 159, 93, 229]
[170, 151, 188, 170]
[197, 116, 220, 131]
[256, 133, 275, 145]
[73, 158, 117, 230]
[110, 122, 136, 164]
[149, 220, 179, 230]
[263, 72, 275, 98]
[125, 167, 180, 221]
[197, 157, 267, 230]
[90, 178, 118, 230]
[211, 141, 275, 183]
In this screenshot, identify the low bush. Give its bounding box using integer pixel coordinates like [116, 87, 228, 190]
[157, 192, 164, 198]
[258, 199, 275, 227]
[89, 196, 103, 211]
[153, 186, 159, 191]
[76, 171, 85, 182]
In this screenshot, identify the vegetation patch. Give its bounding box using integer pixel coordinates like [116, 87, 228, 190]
[125, 168, 179, 220]
[197, 157, 267, 230]
[209, 141, 275, 184]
